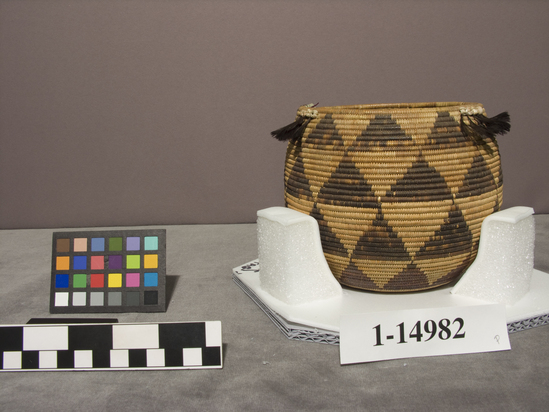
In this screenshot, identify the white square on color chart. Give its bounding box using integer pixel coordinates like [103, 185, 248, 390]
[3, 352, 22, 369]
[74, 350, 93, 368]
[55, 292, 69, 307]
[72, 292, 86, 306]
[110, 350, 129, 368]
[183, 348, 202, 366]
[39, 351, 58, 369]
[146, 349, 165, 367]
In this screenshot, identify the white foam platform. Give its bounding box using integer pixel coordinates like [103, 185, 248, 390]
[233, 260, 549, 345]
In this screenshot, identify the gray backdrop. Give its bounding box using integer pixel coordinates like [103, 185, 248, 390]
[1, 0, 548, 229]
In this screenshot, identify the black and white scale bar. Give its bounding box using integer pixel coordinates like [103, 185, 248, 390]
[0, 321, 222, 371]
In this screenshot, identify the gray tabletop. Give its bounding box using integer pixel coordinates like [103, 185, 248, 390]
[1, 217, 548, 411]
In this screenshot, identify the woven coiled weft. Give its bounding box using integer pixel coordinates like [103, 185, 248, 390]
[283, 102, 504, 292]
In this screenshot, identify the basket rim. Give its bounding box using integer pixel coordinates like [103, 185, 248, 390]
[305, 102, 481, 113]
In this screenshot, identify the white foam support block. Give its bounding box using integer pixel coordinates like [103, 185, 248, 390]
[451, 206, 535, 305]
[257, 207, 342, 305]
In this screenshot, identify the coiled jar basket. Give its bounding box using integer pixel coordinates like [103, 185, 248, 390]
[281, 102, 505, 292]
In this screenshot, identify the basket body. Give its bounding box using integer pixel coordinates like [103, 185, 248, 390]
[284, 102, 503, 292]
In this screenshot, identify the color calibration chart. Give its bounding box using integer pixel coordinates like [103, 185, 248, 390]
[50, 229, 166, 313]
[0, 321, 222, 371]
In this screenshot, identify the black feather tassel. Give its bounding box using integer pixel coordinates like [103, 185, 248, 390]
[271, 104, 319, 142]
[461, 111, 511, 140]
[270, 115, 311, 142]
[460, 110, 510, 154]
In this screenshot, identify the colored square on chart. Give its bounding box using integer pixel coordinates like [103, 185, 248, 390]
[108, 292, 122, 306]
[126, 255, 140, 269]
[126, 273, 140, 288]
[73, 238, 87, 252]
[55, 292, 69, 307]
[108, 255, 122, 270]
[90, 292, 104, 306]
[144, 255, 158, 269]
[144, 291, 158, 305]
[90, 274, 104, 288]
[90, 256, 104, 270]
[73, 256, 87, 270]
[55, 274, 69, 289]
[73, 274, 87, 288]
[91, 238, 105, 252]
[144, 236, 158, 251]
[50, 229, 166, 314]
[126, 237, 140, 251]
[72, 292, 87, 306]
[108, 274, 122, 288]
[144, 273, 158, 287]
[56, 256, 70, 271]
[109, 237, 123, 252]
[56, 238, 71, 253]
[126, 292, 140, 306]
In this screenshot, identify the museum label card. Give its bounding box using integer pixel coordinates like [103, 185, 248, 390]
[340, 304, 510, 365]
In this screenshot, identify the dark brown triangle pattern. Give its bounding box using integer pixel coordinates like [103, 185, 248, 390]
[429, 258, 472, 288]
[353, 206, 409, 260]
[340, 260, 379, 290]
[284, 141, 314, 201]
[387, 153, 453, 201]
[306, 113, 345, 147]
[430, 111, 463, 141]
[384, 264, 430, 291]
[316, 151, 374, 206]
[415, 206, 473, 260]
[310, 204, 348, 258]
[456, 155, 498, 199]
[359, 114, 410, 142]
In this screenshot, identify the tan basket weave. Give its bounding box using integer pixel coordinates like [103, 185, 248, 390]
[281, 102, 506, 292]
